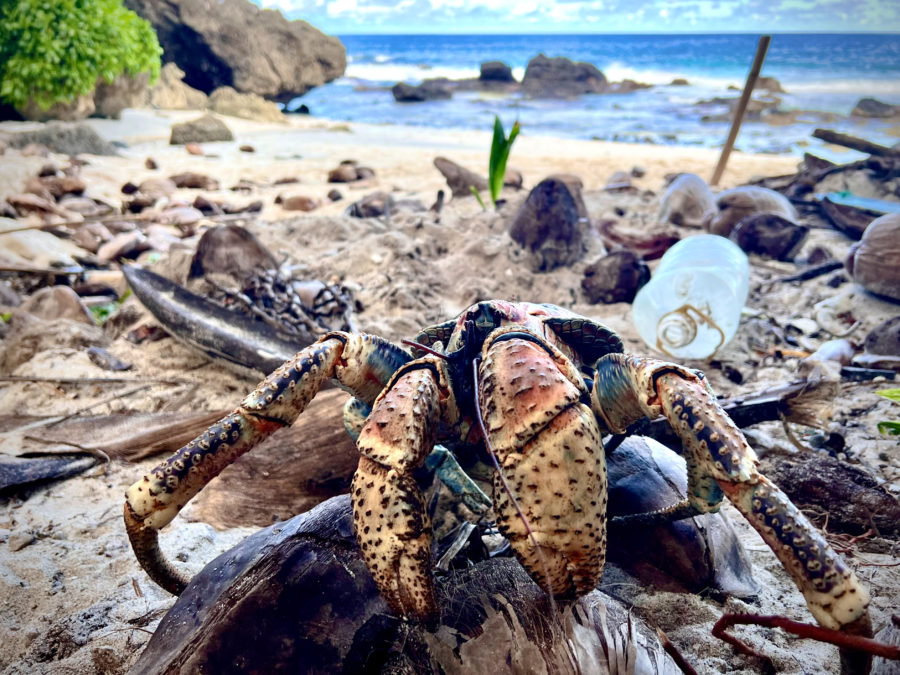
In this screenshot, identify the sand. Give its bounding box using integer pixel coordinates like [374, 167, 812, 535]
[0, 109, 897, 674]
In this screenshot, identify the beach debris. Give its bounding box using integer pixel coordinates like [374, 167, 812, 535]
[327, 159, 375, 183]
[851, 97, 900, 119]
[581, 249, 650, 304]
[607, 437, 759, 598]
[853, 316, 900, 371]
[821, 197, 875, 240]
[813, 128, 900, 157]
[658, 173, 717, 229]
[508, 175, 591, 271]
[345, 191, 392, 218]
[209, 86, 287, 123]
[278, 194, 319, 211]
[433, 156, 488, 197]
[129, 495, 681, 675]
[730, 213, 809, 261]
[846, 213, 900, 302]
[0, 454, 99, 494]
[704, 185, 798, 238]
[391, 80, 452, 102]
[169, 113, 234, 145]
[169, 172, 220, 190]
[521, 53, 608, 98]
[479, 60, 516, 83]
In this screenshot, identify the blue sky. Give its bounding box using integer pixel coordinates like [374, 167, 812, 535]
[252, 0, 900, 34]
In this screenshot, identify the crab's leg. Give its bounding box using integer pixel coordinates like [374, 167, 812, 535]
[124, 332, 411, 595]
[591, 354, 872, 642]
[478, 327, 608, 598]
[352, 356, 459, 620]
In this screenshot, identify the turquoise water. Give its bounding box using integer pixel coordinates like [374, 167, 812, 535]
[292, 33, 900, 157]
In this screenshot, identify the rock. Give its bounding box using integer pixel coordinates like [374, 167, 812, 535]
[188, 224, 278, 283]
[97, 231, 149, 263]
[170, 113, 234, 145]
[169, 172, 219, 190]
[391, 80, 452, 102]
[147, 62, 209, 110]
[161, 205, 205, 227]
[521, 54, 608, 99]
[2, 123, 118, 156]
[604, 170, 634, 192]
[209, 86, 287, 123]
[23, 177, 54, 203]
[630, 166, 646, 178]
[93, 72, 151, 119]
[38, 175, 87, 199]
[658, 174, 717, 229]
[853, 316, 900, 371]
[345, 191, 392, 218]
[124, 0, 346, 101]
[730, 214, 809, 261]
[755, 76, 785, 93]
[582, 250, 650, 304]
[608, 79, 652, 94]
[7, 532, 35, 552]
[138, 177, 177, 200]
[327, 162, 361, 183]
[479, 61, 515, 83]
[704, 185, 798, 238]
[670, 78, 689, 86]
[503, 167, 524, 190]
[0, 313, 108, 373]
[7, 193, 73, 220]
[433, 157, 488, 197]
[0, 219, 84, 268]
[72, 222, 114, 253]
[239, 144, 255, 153]
[18, 286, 95, 324]
[850, 97, 900, 118]
[327, 189, 343, 202]
[184, 142, 205, 156]
[508, 175, 591, 272]
[59, 196, 113, 219]
[280, 194, 318, 211]
[846, 213, 900, 302]
[17, 94, 96, 122]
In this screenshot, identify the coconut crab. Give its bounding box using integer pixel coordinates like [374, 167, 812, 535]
[124, 301, 872, 660]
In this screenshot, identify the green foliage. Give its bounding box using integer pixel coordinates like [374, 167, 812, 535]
[488, 116, 520, 207]
[0, 0, 161, 110]
[876, 388, 900, 436]
[469, 185, 487, 211]
[89, 288, 131, 326]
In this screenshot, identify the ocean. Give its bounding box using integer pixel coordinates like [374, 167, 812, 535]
[291, 33, 900, 158]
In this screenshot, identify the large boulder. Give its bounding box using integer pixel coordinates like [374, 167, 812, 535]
[148, 62, 208, 110]
[170, 113, 234, 144]
[391, 79, 452, 102]
[124, 0, 346, 102]
[93, 72, 151, 119]
[521, 54, 608, 99]
[209, 87, 287, 123]
[1, 123, 118, 156]
[851, 97, 900, 118]
[480, 61, 516, 83]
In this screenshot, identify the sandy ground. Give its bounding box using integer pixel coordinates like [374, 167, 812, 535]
[0, 109, 898, 674]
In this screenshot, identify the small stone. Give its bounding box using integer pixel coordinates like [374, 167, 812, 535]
[328, 163, 359, 183]
[630, 166, 646, 178]
[604, 171, 633, 192]
[138, 177, 177, 200]
[239, 145, 255, 153]
[121, 181, 139, 195]
[97, 231, 148, 263]
[169, 172, 219, 190]
[327, 189, 343, 202]
[281, 194, 319, 211]
[8, 531, 35, 552]
[273, 176, 300, 185]
[730, 214, 809, 261]
[345, 191, 393, 218]
[19, 286, 94, 324]
[185, 142, 204, 156]
[145, 157, 159, 170]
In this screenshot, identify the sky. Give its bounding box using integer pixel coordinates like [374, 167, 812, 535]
[252, 0, 900, 34]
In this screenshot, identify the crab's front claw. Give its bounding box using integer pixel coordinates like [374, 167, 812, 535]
[591, 354, 872, 660]
[124, 333, 411, 596]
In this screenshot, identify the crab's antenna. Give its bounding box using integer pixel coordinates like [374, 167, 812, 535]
[471, 357, 561, 619]
[401, 339, 448, 360]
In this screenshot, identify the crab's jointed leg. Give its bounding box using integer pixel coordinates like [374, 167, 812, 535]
[124, 332, 411, 595]
[590, 353, 872, 641]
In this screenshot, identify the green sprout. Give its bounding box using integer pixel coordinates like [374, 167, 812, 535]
[876, 388, 900, 436]
[487, 115, 520, 208]
[89, 288, 132, 326]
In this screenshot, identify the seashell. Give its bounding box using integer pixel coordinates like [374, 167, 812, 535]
[845, 213, 900, 302]
[704, 185, 797, 237]
[658, 173, 716, 228]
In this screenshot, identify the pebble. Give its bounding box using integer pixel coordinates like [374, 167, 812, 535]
[8, 531, 36, 552]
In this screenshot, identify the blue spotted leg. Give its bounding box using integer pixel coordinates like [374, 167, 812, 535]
[123, 331, 411, 595]
[590, 353, 872, 643]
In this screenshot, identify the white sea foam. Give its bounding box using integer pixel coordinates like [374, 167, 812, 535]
[343, 62, 479, 84]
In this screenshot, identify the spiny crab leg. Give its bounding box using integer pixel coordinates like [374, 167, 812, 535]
[124, 332, 411, 595]
[590, 354, 872, 647]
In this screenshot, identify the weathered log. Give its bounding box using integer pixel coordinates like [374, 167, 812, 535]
[812, 128, 900, 157]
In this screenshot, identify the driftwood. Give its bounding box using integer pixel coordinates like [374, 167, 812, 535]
[820, 197, 876, 240]
[812, 128, 900, 158]
[130, 495, 683, 675]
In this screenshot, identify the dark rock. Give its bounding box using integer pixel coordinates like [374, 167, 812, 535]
[608, 79, 652, 94]
[86, 346, 132, 371]
[630, 165, 646, 178]
[2, 123, 118, 156]
[508, 175, 591, 272]
[479, 61, 515, 83]
[170, 113, 234, 144]
[124, 0, 346, 101]
[730, 214, 809, 261]
[391, 79, 452, 102]
[433, 157, 488, 197]
[327, 189, 343, 202]
[129, 495, 680, 675]
[239, 144, 255, 153]
[192, 195, 223, 215]
[345, 191, 392, 218]
[189, 224, 278, 283]
[292, 103, 311, 114]
[755, 76, 785, 93]
[169, 172, 219, 190]
[145, 157, 159, 170]
[521, 54, 608, 99]
[327, 161, 361, 183]
[670, 78, 689, 86]
[582, 250, 650, 304]
[851, 97, 900, 118]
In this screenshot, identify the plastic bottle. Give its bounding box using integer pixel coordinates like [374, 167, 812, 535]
[632, 234, 750, 360]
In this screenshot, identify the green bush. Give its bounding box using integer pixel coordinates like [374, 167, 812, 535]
[0, 0, 161, 110]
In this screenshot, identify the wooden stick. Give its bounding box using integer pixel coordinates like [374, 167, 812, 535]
[812, 128, 900, 157]
[710, 36, 771, 186]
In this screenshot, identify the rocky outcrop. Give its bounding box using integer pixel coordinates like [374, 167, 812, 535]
[93, 72, 152, 119]
[17, 95, 96, 123]
[1, 123, 118, 156]
[480, 61, 515, 83]
[124, 0, 346, 102]
[148, 63, 208, 110]
[755, 76, 785, 93]
[521, 54, 608, 99]
[391, 80, 452, 102]
[209, 87, 286, 123]
[851, 97, 900, 118]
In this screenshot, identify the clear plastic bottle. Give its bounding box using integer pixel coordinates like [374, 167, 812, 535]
[632, 234, 750, 360]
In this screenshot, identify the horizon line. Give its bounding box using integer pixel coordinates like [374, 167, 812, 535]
[331, 30, 900, 36]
